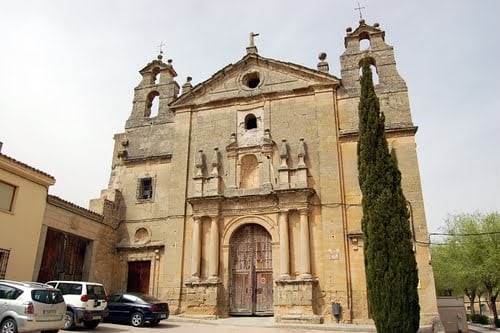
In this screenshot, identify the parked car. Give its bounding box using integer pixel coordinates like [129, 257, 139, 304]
[0, 280, 65, 333]
[105, 292, 169, 327]
[45, 281, 108, 330]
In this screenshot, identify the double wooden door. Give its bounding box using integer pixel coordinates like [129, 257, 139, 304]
[230, 224, 273, 316]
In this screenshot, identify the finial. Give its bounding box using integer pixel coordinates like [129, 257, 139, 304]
[182, 76, 193, 94]
[317, 52, 329, 73]
[157, 41, 165, 60]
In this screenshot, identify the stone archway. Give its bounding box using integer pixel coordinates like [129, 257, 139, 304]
[229, 223, 273, 316]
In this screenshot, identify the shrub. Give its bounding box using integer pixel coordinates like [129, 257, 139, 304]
[470, 313, 490, 324]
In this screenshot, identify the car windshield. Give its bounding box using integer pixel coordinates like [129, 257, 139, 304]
[32, 290, 65, 304]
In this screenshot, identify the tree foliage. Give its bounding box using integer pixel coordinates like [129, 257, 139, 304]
[431, 212, 500, 323]
[357, 58, 420, 333]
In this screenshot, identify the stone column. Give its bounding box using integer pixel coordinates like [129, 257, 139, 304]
[299, 209, 312, 279]
[189, 216, 201, 282]
[278, 210, 290, 280]
[208, 216, 220, 282]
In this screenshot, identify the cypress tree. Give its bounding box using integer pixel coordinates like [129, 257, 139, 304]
[357, 58, 420, 332]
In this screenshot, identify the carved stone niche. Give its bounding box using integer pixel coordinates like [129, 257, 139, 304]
[225, 129, 276, 196]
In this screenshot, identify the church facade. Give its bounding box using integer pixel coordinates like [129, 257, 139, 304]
[90, 20, 440, 325]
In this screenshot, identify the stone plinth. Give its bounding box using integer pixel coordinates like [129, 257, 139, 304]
[274, 279, 322, 324]
[184, 281, 222, 318]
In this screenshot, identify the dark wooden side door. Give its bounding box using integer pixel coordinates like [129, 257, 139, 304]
[127, 261, 151, 294]
[230, 224, 273, 316]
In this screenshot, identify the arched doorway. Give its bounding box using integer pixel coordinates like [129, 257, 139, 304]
[229, 223, 273, 316]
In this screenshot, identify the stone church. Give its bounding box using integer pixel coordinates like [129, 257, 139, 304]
[89, 19, 440, 325]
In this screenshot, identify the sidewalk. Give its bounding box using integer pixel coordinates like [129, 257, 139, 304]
[468, 323, 500, 332]
[169, 315, 373, 332]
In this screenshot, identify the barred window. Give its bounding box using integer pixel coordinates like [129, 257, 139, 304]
[0, 248, 10, 279]
[0, 181, 16, 212]
[137, 177, 154, 201]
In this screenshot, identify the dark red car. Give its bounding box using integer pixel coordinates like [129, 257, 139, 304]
[105, 292, 169, 327]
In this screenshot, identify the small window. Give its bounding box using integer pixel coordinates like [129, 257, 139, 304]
[245, 114, 257, 130]
[137, 177, 154, 201]
[0, 248, 9, 279]
[0, 181, 16, 212]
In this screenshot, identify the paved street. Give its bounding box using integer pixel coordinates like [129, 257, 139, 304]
[32, 317, 499, 333]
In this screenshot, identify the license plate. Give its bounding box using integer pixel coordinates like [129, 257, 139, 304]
[43, 310, 56, 314]
[93, 316, 102, 320]
[160, 314, 166, 318]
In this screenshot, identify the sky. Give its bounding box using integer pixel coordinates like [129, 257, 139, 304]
[0, 0, 499, 234]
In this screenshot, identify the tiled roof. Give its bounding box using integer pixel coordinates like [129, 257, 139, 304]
[0, 153, 55, 181]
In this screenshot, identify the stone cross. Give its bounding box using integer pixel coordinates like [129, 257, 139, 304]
[249, 32, 259, 47]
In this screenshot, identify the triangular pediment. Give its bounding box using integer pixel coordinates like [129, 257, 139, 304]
[170, 53, 340, 109]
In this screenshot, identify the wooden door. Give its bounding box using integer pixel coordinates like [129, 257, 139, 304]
[127, 261, 151, 294]
[230, 224, 273, 316]
[37, 228, 87, 282]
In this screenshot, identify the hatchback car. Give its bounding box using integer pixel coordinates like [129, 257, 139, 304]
[0, 280, 65, 333]
[105, 292, 169, 327]
[45, 281, 108, 330]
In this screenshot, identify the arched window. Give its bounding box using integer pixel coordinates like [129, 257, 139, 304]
[359, 32, 371, 51]
[145, 91, 160, 117]
[240, 154, 259, 189]
[244, 114, 257, 130]
[359, 58, 379, 85]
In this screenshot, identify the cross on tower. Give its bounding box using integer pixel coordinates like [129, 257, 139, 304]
[355, 2, 365, 19]
[157, 41, 166, 55]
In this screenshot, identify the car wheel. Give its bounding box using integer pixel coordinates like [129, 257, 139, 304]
[150, 319, 160, 326]
[130, 312, 144, 327]
[64, 310, 75, 330]
[0, 318, 18, 333]
[83, 320, 99, 329]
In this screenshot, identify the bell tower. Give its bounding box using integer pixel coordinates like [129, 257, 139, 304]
[125, 54, 180, 129]
[339, 19, 413, 129]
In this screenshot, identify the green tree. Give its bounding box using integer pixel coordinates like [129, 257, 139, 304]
[433, 213, 500, 324]
[357, 58, 420, 332]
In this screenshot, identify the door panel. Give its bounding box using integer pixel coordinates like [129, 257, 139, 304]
[230, 272, 252, 314]
[127, 261, 151, 294]
[255, 271, 273, 314]
[229, 224, 273, 315]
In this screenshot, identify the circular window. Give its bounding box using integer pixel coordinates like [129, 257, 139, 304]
[242, 72, 261, 89]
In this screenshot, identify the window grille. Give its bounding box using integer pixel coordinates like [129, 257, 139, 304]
[137, 177, 154, 201]
[0, 248, 10, 279]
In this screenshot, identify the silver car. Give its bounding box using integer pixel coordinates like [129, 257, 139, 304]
[0, 280, 65, 333]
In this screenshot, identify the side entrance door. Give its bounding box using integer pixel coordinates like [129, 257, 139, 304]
[229, 224, 273, 316]
[127, 261, 151, 294]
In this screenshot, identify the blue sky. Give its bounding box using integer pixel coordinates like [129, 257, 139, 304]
[1, 0, 499, 234]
